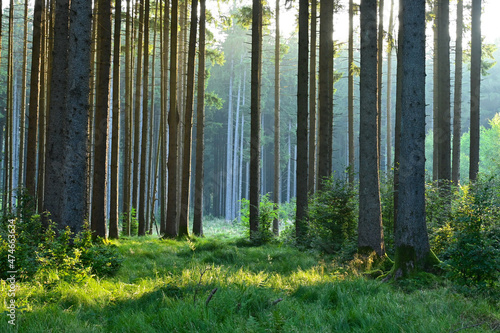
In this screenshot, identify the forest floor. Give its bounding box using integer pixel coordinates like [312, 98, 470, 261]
[1, 219, 499, 332]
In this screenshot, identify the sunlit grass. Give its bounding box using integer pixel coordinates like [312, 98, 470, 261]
[0, 231, 499, 332]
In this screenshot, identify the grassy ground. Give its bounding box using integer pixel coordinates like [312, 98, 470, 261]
[1, 221, 499, 332]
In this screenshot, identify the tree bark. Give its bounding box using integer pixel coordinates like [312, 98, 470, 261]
[273, 0, 281, 235]
[469, 0, 481, 181]
[348, 0, 355, 185]
[358, 0, 384, 257]
[452, 0, 463, 184]
[308, 0, 317, 193]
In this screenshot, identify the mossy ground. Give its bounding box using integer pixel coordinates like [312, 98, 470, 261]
[0, 221, 499, 332]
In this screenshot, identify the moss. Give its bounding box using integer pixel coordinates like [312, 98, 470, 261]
[380, 247, 442, 281]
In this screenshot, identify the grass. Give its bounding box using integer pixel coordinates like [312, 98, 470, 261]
[1, 223, 499, 332]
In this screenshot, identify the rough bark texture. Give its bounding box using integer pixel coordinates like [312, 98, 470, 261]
[308, 0, 317, 193]
[348, 0, 355, 185]
[395, 0, 432, 276]
[358, 0, 384, 257]
[318, 0, 333, 190]
[452, 0, 463, 184]
[193, 0, 206, 237]
[91, 0, 112, 238]
[273, 0, 281, 235]
[386, 0, 394, 172]
[469, 0, 481, 181]
[295, 0, 309, 241]
[250, 0, 263, 239]
[377, 0, 384, 171]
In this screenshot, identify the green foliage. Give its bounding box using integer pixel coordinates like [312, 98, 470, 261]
[0, 199, 123, 283]
[442, 178, 500, 287]
[239, 194, 278, 244]
[307, 176, 358, 254]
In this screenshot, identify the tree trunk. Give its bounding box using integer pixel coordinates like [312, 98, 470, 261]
[358, 0, 384, 257]
[109, 0, 122, 239]
[377, 0, 384, 171]
[318, 0, 333, 190]
[18, 0, 30, 189]
[193, 0, 206, 236]
[452, 0, 463, 184]
[308, 0, 317, 193]
[394, 0, 432, 277]
[165, 0, 179, 238]
[225, 59, 234, 222]
[295, 0, 309, 241]
[91, 0, 112, 238]
[348, 0, 355, 185]
[250, 0, 263, 239]
[179, 0, 199, 237]
[386, 0, 394, 172]
[273, 0, 281, 235]
[26, 0, 44, 199]
[469, 0, 481, 181]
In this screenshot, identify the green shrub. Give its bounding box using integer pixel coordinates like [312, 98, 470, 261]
[239, 194, 278, 244]
[307, 176, 357, 254]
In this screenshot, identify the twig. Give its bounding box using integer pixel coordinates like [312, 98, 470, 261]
[272, 298, 283, 306]
[205, 288, 218, 307]
[193, 266, 212, 304]
[449, 322, 486, 333]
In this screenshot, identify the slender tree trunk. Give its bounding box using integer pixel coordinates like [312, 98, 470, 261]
[273, 0, 281, 235]
[386, 0, 394, 172]
[437, 0, 451, 184]
[109, 0, 122, 239]
[469, 0, 481, 181]
[295, 0, 309, 241]
[395, 0, 431, 276]
[193, 0, 206, 236]
[452, 0, 463, 184]
[18, 0, 30, 189]
[250, 0, 263, 239]
[358, 0, 384, 257]
[4, 0, 14, 210]
[377, 0, 384, 171]
[139, 0, 150, 236]
[308, 0, 317, 193]
[26, 0, 44, 199]
[348, 0, 355, 184]
[225, 58, 234, 222]
[179, 0, 198, 237]
[91, 0, 112, 238]
[318, 0, 333, 190]
[123, 0, 132, 236]
[432, 2, 438, 181]
[165, 0, 179, 238]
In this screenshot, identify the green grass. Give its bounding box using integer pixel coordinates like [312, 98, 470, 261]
[1, 227, 499, 332]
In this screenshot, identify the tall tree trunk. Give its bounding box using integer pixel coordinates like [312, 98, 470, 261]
[18, 0, 30, 190]
[348, 0, 355, 185]
[139, 0, 150, 236]
[26, 0, 44, 199]
[394, 0, 431, 276]
[358, 0, 384, 257]
[432, 2, 438, 181]
[469, 0, 481, 181]
[109, 0, 122, 239]
[437, 0, 451, 184]
[122, 0, 132, 236]
[386, 0, 394, 172]
[308, 0, 317, 193]
[4, 0, 14, 210]
[377, 0, 384, 171]
[250, 0, 263, 239]
[273, 0, 281, 235]
[295, 0, 309, 241]
[92, 0, 112, 238]
[179, 0, 199, 237]
[193, 0, 206, 236]
[225, 59, 234, 222]
[318, 0, 333, 190]
[165, 0, 179, 238]
[452, 0, 463, 184]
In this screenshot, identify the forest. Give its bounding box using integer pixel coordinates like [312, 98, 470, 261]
[0, 0, 499, 331]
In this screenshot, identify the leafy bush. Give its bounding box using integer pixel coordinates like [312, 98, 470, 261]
[0, 198, 123, 282]
[442, 178, 500, 287]
[307, 176, 358, 254]
[239, 194, 278, 244]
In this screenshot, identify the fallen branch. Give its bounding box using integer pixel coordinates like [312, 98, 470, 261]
[272, 298, 283, 306]
[205, 288, 218, 307]
[193, 266, 212, 304]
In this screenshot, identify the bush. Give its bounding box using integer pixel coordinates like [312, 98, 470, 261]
[442, 178, 500, 287]
[307, 176, 357, 254]
[0, 196, 123, 282]
[239, 194, 278, 244]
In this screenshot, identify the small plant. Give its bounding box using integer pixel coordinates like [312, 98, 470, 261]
[307, 175, 357, 254]
[239, 194, 278, 244]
